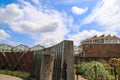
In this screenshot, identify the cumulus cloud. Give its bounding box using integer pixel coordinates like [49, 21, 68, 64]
[0, 4, 23, 23]
[116, 0, 120, 6]
[68, 30, 103, 45]
[82, 0, 120, 33]
[0, 0, 70, 47]
[67, 29, 119, 46]
[0, 0, 69, 34]
[36, 35, 64, 47]
[72, 6, 88, 15]
[0, 30, 10, 40]
[34, 20, 68, 47]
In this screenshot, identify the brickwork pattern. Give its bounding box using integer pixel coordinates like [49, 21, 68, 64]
[82, 44, 120, 57]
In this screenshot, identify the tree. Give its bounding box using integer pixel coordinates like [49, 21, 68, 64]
[78, 61, 110, 80]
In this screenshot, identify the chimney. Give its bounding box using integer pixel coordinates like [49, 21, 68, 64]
[107, 34, 111, 37]
[92, 35, 97, 38]
[113, 35, 116, 38]
[100, 34, 104, 37]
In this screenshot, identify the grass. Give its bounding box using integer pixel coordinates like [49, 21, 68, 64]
[0, 70, 30, 79]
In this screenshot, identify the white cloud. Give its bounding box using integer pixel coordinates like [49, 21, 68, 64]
[116, 0, 120, 6]
[68, 30, 103, 45]
[0, 29, 10, 40]
[67, 29, 119, 46]
[0, 3, 23, 23]
[72, 6, 88, 15]
[82, 0, 120, 32]
[34, 19, 68, 47]
[32, 0, 40, 4]
[0, 0, 70, 47]
[0, 1, 69, 34]
[54, 0, 96, 5]
[36, 35, 64, 47]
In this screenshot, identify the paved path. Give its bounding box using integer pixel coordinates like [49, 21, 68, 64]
[75, 75, 87, 80]
[0, 74, 87, 80]
[0, 74, 24, 80]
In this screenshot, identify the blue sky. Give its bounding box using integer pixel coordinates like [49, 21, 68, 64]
[0, 0, 120, 47]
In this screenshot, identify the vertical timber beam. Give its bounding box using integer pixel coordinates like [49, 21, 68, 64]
[29, 50, 42, 80]
[52, 40, 74, 80]
[52, 42, 63, 80]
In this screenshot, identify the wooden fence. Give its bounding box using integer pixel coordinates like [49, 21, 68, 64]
[0, 40, 74, 80]
[0, 52, 33, 73]
[29, 40, 74, 80]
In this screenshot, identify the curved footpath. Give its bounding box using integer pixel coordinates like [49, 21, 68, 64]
[0, 74, 87, 80]
[0, 74, 24, 80]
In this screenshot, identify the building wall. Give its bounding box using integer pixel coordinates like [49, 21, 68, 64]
[81, 44, 120, 57]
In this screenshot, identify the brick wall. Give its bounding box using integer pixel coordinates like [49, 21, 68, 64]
[81, 44, 120, 57]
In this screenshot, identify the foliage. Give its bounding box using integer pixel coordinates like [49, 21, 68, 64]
[103, 62, 112, 74]
[0, 70, 29, 79]
[74, 64, 80, 75]
[110, 58, 120, 80]
[77, 61, 110, 80]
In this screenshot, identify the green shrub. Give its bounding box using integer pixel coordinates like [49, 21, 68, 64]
[78, 61, 110, 80]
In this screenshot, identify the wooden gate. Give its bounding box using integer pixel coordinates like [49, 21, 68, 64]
[29, 40, 74, 80]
